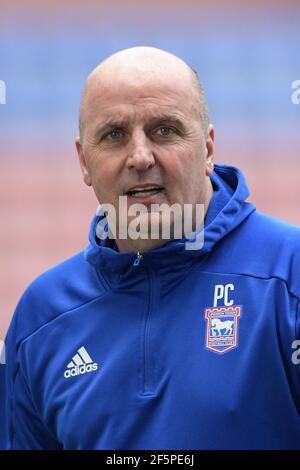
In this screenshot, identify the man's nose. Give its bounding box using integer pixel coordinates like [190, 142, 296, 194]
[126, 131, 155, 171]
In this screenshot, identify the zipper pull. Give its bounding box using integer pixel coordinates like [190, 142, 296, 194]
[133, 252, 143, 266]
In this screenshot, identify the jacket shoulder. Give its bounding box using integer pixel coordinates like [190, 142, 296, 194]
[213, 210, 300, 299]
[249, 211, 300, 239]
[9, 251, 107, 345]
[243, 211, 300, 297]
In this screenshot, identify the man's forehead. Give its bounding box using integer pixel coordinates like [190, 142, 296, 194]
[84, 77, 199, 125]
[87, 71, 194, 102]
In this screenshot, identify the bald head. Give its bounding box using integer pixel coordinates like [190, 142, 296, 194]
[78, 47, 209, 142]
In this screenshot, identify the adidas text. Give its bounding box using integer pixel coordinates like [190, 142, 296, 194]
[64, 362, 98, 379]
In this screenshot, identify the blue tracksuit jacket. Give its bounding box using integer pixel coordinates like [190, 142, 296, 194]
[1, 164, 300, 449]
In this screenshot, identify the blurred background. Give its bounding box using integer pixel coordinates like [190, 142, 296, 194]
[0, 0, 299, 339]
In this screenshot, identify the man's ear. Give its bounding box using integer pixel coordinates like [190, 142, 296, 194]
[205, 124, 215, 176]
[75, 137, 92, 186]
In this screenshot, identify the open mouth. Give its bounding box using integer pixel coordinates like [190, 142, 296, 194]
[127, 187, 164, 198]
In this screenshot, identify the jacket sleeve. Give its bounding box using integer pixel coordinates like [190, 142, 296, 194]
[296, 299, 300, 380]
[1, 304, 61, 450]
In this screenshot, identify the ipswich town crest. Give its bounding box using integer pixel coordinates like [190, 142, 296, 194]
[205, 306, 242, 354]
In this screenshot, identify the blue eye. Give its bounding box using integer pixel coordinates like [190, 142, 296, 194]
[105, 129, 123, 140]
[158, 127, 175, 136]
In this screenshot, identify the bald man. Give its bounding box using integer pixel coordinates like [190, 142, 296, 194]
[2, 47, 300, 450]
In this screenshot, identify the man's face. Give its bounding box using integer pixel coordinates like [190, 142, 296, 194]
[76, 73, 214, 251]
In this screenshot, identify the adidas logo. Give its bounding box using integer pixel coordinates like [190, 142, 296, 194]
[64, 346, 98, 379]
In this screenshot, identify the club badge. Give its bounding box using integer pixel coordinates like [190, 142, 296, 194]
[205, 306, 242, 354]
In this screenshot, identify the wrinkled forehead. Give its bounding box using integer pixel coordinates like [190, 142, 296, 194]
[83, 73, 200, 131]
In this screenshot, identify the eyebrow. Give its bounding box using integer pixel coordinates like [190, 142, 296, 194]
[94, 114, 186, 137]
[149, 114, 184, 123]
